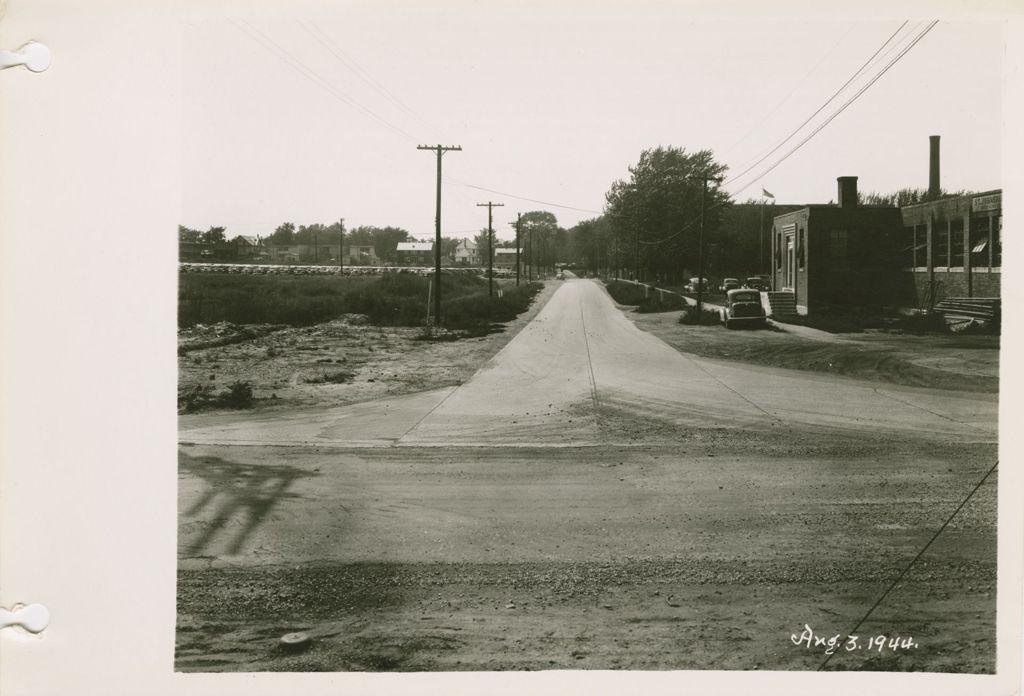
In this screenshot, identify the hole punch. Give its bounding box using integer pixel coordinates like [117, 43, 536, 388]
[0, 41, 52, 72]
[0, 603, 50, 634]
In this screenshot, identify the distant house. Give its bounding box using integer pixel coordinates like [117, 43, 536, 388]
[396, 241, 434, 266]
[232, 235, 261, 260]
[346, 244, 378, 265]
[493, 248, 524, 270]
[452, 238, 479, 266]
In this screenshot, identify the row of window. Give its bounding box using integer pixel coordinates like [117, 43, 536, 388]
[904, 215, 1001, 269]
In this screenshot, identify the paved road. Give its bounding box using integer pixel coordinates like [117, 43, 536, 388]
[181, 278, 997, 448]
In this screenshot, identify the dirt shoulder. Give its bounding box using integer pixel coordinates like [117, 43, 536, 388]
[178, 280, 559, 417]
[176, 442, 996, 673]
[626, 310, 999, 393]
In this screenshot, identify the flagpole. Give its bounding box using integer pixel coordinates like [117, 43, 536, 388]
[760, 196, 765, 275]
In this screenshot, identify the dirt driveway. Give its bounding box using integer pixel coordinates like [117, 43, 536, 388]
[177, 279, 998, 673]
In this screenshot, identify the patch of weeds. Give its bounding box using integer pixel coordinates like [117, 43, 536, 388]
[678, 307, 720, 325]
[304, 370, 356, 385]
[178, 380, 255, 413]
[637, 293, 686, 313]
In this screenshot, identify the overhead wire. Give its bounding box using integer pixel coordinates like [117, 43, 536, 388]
[727, 20, 939, 198]
[637, 19, 937, 248]
[724, 20, 911, 188]
[720, 23, 857, 162]
[233, 19, 420, 143]
[300, 20, 448, 143]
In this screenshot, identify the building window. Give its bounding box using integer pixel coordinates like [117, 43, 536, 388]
[915, 225, 927, 267]
[798, 228, 806, 269]
[934, 220, 949, 267]
[902, 227, 916, 268]
[829, 230, 847, 267]
[950, 218, 964, 267]
[970, 216, 990, 269]
[994, 216, 1002, 267]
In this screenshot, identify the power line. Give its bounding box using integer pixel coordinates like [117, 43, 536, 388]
[725, 20, 911, 188]
[639, 20, 937, 248]
[233, 19, 420, 143]
[300, 20, 445, 142]
[818, 459, 998, 671]
[445, 177, 603, 215]
[728, 20, 939, 198]
[720, 24, 857, 161]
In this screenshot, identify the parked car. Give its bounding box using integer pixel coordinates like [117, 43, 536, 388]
[719, 277, 740, 292]
[684, 277, 710, 293]
[719, 288, 767, 328]
[744, 276, 771, 291]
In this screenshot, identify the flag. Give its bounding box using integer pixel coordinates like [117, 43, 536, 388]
[762, 187, 775, 199]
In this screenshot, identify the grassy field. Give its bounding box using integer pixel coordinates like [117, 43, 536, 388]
[178, 272, 542, 331]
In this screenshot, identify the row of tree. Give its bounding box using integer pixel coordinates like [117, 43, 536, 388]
[185, 144, 951, 277]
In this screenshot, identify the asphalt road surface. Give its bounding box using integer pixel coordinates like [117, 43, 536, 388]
[177, 278, 998, 673]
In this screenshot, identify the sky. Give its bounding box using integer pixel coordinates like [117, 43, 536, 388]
[181, 3, 1007, 244]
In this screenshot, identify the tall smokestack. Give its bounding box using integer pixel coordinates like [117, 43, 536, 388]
[929, 135, 940, 197]
[837, 176, 858, 209]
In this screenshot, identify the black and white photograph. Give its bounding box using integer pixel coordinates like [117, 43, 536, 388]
[173, 5, 1007, 675]
[1, 1, 1022, 694]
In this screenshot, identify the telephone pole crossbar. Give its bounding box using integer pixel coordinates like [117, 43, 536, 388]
[477, 201, 504, 297]
[417, 144, 462, 323]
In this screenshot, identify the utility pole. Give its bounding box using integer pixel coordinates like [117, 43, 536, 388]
[510, 214, 522, 286]
[477, 201, 504, 297]
[417, 144, 462, 323]
[690, 173, 724, 315]
[338, 218, 345, 273]
[528, 220, 533, 283]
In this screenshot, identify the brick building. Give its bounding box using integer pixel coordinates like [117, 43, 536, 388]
[898, 190, 1001, 308]
[770, 176, 902, 316]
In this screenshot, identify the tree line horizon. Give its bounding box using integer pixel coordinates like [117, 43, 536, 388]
[181, 146, 968, 279]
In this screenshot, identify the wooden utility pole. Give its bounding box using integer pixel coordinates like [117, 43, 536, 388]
[514, 213, 521, 286]
[690, 173, 724, 315]
[528, 221, 534, 282]
[338, 218, 345, 273]
[417, 144, 462, 322]
[477, 201, 504, 297]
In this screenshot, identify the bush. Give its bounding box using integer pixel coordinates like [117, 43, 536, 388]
[222, 380, 254, 407]
[442, 282, 543, 330]
[604, 280, 647, 306]
[637, 293, 687, 313]
[177, 380, 255, 413]
[304, 370, 356, 384]
[178, 272, 491, 328]
[678, 307, 721, 325]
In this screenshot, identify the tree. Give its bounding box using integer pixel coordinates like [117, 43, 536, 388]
[859, 187, 972, 207]
[295, 223, 327, 246]
[519, 211, 560, 273]
[178, 225, 202, 243]
[269, 222, 295, 245]
[565, 216, 612, 275]
[347, 226, 413, 262]
[200, 226, 226, 244]
[604, 146, 730, 283]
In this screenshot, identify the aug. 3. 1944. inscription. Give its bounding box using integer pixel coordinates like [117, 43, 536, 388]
[791, 624, 920, 656]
